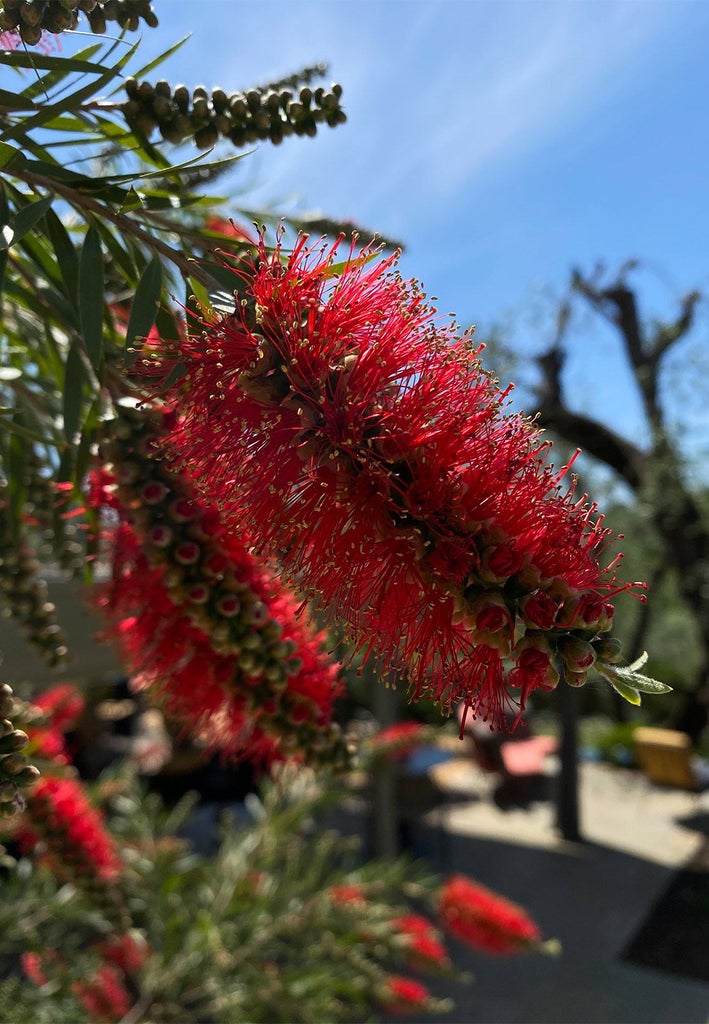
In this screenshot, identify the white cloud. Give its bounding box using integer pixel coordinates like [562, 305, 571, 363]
[366, 0, 694, 204]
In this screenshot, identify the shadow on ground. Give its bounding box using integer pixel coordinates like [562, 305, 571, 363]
[383, 813, 709, 1024]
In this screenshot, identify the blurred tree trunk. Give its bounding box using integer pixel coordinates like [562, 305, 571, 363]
[536, 268, 708, 741]
[556, 676, 582, 842]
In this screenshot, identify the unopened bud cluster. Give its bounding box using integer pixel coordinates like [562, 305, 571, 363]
[97, 406, 348, 768]
[0, 480, 68, 667]
[0, 0, 157, 43]
[0, 683, 40, 818]
[121, 77, 345, 150]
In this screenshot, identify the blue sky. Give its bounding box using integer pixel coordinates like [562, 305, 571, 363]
[86, 3, 709, 465]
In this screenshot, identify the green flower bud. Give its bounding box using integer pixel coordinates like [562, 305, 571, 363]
[559, 636, 596, 672]
[592, 636, 623, 664]
[19, 22, 42, 44]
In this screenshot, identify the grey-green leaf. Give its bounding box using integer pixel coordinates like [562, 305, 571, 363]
[79, 225, 104, 370]
[608, 678, 642, 706]
[610, 671, 672, 695]
[63, 343, 85, 443]
[124, 255, 163, 368]
[10, 194, 53, 244]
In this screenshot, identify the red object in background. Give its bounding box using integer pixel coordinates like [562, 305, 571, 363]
[437, 874, 541, 955]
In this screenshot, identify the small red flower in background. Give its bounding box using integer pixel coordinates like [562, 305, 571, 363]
[437, 875, 542, 955]
[21, 951, 49, 988]
[327, 882, 368, 905]
[71, 963, 133, 1022]
[27, 683, 84, 766]
[380, 975, 433, 1015]
[31, 683, 84, 734]
[22, 941, 140, 1022]
[393, 914, 449, 970]
[204, 215, 258, 247]
[89, 406, 348, 769]
[18, 775, 122, 884]
[158, 231, 645, 727]
[100, 931, 149, 976]
[368, 720, 432, 762]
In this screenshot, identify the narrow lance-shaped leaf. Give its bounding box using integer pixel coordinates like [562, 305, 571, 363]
[0, 141, 25, 172]
[124, 255, 163, 368]
[9, 194, 53, 246]
[607, 677, 642, 707]
[595, 660, 673, 696]
[45, 207, 79, 303]
[63, 343, 85, 444]
[78, 225, 104, 370]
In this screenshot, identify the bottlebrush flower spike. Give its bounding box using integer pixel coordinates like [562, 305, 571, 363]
[437, 875, 546, 955]
[30, 683, 84, 734]
[89, 405, 348, 769]
[367, 720, 435, 763]
[22, 682, 85, 766]
[156, 231, 658, 724]
[71, 963, 133, 1023]
[19, 775, 123, 883]
[394, 914, 450, 970]
[380, 976, 434, 1015]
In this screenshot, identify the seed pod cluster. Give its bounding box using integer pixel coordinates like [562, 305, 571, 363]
[295, 214, 405, 254]
[121, 77, 346, 150]
[24, 455, 86, 578]
[0, 683, 40, 818]
[0, 0, 157, 43]
[0, 480, 68, 667]
[94, 404, 348, 769]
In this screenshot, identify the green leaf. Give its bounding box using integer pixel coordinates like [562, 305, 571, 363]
[20, 43, 104, 102]
[119, 187, 145, 214]
[63, 343, 85, 443]
[188, 275, 214, 317]
[10, 194, 53, 244]
[0, 141, 23, 171]
[160, 361, 188, 392]
[124, 255, 163, 368]
[0, 39, 140, 144]
[0, 89, 36, 111]
[0, 52, 115, 75]
[608, 678, 642, 706]
[595, 659, 673, 696]
[45, 207, 79, 302]
[79, 226, 104, 370]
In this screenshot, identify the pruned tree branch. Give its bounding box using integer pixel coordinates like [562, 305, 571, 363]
[535, 345, 647, 490]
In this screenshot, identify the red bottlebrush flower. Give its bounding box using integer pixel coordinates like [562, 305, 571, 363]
[72, 963, 133, 1022]
[204, 215, 258, 247]
[158, 232, 645, 727]
[88, 407, 348, 769]
[381, 975, 433, 1015]
[437, 875, 542, 955]
[394, 914, 449, 969]
[328, 883, 368, 905]
[21, 951, 49, 987]
[368, 720, 431, 762]
[19, 775, 122, 884]
[28, 725, 70, 765]
[31, 683, 84, 734]
[100, 931, 149, 976]
[26, 683, 85, 766]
